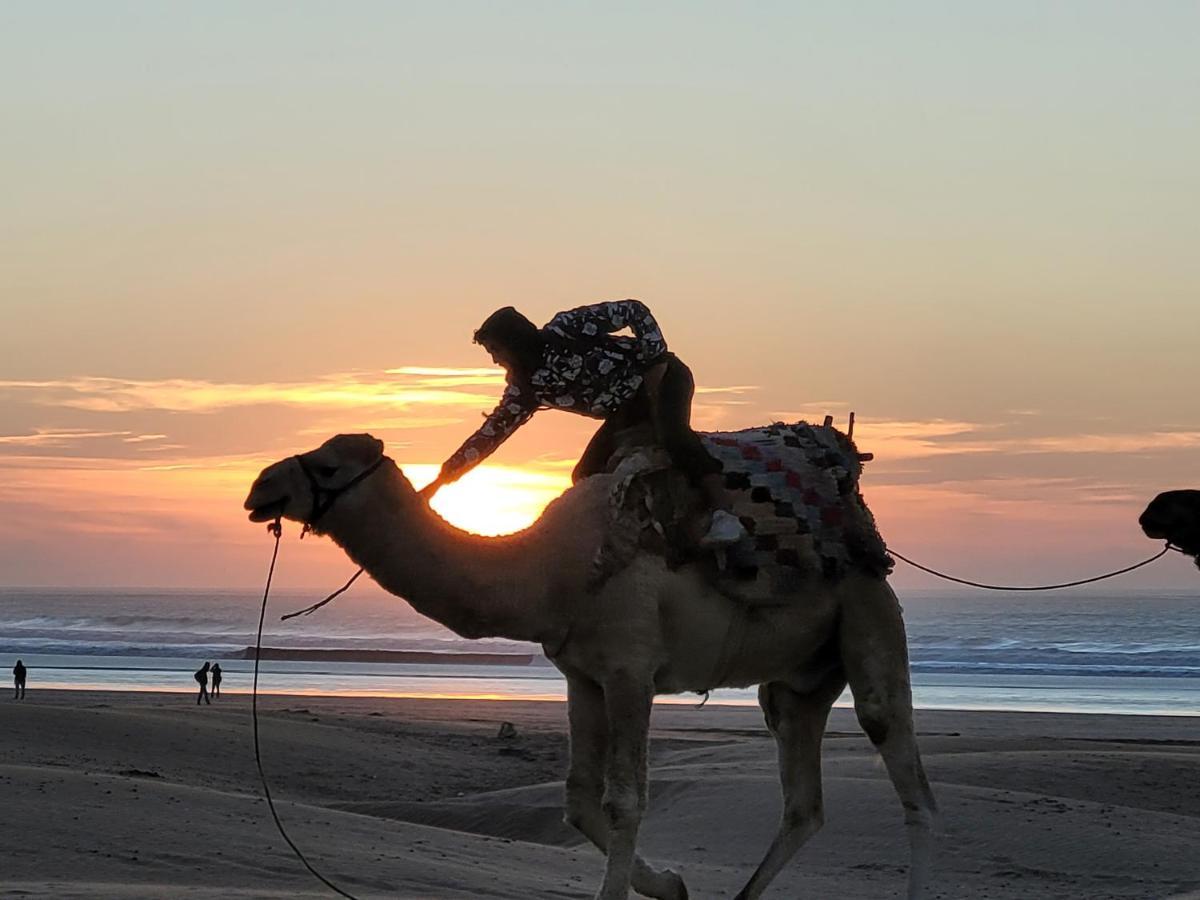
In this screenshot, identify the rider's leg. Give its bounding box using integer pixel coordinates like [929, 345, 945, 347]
[648, 356, 745, 545]
[573, 418, 621, 484]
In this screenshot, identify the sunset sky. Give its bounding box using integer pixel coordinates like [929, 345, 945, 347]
[3, 3, 1198, 591]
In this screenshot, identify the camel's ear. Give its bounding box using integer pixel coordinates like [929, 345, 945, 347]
[365, 434, 385, 460]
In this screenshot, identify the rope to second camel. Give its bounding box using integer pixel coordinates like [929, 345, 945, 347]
[886, 543, 1175, 591]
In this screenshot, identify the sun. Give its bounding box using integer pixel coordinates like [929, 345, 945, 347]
[402, 463, 572, 536]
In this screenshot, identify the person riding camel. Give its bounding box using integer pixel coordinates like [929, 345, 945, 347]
[420, 300, 747, 547]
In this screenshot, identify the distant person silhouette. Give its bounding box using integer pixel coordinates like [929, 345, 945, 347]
[13, 659, 26, 700]
[194, 662, 211, 705]
[210, 663, 223, 698]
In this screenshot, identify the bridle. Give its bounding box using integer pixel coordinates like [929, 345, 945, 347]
[291, 453, 386, 529]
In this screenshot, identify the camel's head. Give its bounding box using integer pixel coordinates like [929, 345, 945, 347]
[244, 433, 388, 528]
[1140, 489, 1200, 566]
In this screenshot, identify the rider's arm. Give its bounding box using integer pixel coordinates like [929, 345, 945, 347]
[544, 299, 667, 366]
[424, 384, 537, 496]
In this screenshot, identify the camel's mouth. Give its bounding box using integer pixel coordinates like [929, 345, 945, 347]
[1170, 537, 1200, 559]
[245, 497, 289, 523]
[1139, 514, 1200, 556]
[1139, 518, 1169, 540]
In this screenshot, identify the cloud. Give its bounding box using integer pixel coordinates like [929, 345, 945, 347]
[294, 417, 463, 437]
[0, 428, 126, 446]
[387, 367, 502, 377]
[0, 428, 154, 447]
[0, 372, 498, 414]
[385, 366, 508, 388]
[829, 417, 1200, 464]
[762, 413, 999, 461]
[694, 384, 760, 395]
[1017, 432, 1200, 454]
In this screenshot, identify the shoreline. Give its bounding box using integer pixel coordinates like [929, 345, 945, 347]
[11, 672, 1200, 717]
[11, 686, 1200, 729]
[224, 647, 541, 664]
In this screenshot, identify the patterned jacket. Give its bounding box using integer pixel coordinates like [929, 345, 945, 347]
[439, 300, 667, 483]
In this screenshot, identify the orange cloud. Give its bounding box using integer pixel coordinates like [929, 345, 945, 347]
[385, 366, 508, 388]
[0, 373, 498, 414]
[1018, 432, 1200, 454]
[694, 385, 760, 395]
[122, 433, 168, 444]
[387, 367, 502, 377]
[3, 366, 1194, 588]
[0, 428, 140, 447]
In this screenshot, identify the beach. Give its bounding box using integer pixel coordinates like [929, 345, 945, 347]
[2, 691, 1198, 899]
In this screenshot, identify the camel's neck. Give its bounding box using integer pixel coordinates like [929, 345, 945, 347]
[318, 467, 560, 645]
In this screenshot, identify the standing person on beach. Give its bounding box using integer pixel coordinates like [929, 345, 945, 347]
[194, 662, 211, 706]
[12, 660, 26, 700]
[209, 663, 223, 698]
[420, 301, 746, 546]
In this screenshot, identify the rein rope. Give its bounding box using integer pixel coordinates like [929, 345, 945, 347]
[887, 543, 1178, 591]
[254, 519, 361, 899]
[294, 454, 385, 527]
[251, 452, 384, 899]
[277, 453, 381, 620]
[254, 518, 361, 900]
[281, 567, 365, 621]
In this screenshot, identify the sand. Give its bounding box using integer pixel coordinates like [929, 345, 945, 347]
[1, 690, 1198, 899]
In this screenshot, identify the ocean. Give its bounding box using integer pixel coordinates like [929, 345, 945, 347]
[1, 586, 1198, 715]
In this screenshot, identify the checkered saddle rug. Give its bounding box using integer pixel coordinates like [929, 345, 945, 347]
[596, 421, 892, 600]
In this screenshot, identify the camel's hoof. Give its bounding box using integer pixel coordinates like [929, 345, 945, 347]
[661, 868, 688, 900]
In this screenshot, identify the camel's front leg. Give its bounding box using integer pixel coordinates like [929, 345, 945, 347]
[564, 676, 687, 900]
[598, 670, 655, 900]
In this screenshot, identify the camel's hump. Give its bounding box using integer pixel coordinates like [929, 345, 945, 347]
[700, 421, 889, 581]
[598, 421, 891, 596]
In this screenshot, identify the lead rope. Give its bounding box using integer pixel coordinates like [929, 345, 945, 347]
[254, 518, 361, 900]
[887, 543, 1176, 591]
[281, 567, 365, 621]
[691, 542, 1179, 710]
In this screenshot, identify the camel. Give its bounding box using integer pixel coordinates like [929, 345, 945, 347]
[243, 433, 936, 900]
[1140, 490, 1200, 567]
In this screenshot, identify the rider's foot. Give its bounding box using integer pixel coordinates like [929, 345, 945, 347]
[699, 509, 748, 547]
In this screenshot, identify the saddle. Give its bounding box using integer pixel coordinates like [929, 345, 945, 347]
[595, 421, 892, 604]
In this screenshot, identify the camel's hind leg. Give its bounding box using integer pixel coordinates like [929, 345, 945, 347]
[840, 577, 937, 900]
[733, 671, 845, 900]
[563, 675, 687, 900]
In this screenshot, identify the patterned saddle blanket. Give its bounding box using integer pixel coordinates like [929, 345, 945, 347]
[597, 421, 892, 600]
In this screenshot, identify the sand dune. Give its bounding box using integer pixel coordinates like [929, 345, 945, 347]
[2, 692, 1198, 898]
